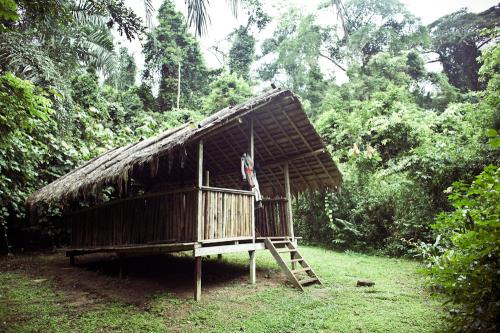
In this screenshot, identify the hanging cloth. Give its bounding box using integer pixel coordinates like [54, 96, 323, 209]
[241, 153, 262, 202]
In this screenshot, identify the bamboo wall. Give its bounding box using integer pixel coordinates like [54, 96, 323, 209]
[69, 187, 289, 249]
[69, 189, 197, 248]
[255, 198, 290, 237]
[201, 188, 254, 240]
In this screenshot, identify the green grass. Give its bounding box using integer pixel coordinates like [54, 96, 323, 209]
[0, 272, 167, 333]
[0, 246, 445, 332]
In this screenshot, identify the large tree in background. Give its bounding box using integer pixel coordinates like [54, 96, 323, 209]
[143, 0, 209, 112]
[428, 5, 499, 92]
[228, 26, 255, 80]
[322, 0, 428, 69]
[106, 47, 137, 90]
[226, 0, 269, 80]
[258, 9, 328, 110]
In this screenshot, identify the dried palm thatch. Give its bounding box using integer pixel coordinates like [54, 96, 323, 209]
[27, 88, 342, 210]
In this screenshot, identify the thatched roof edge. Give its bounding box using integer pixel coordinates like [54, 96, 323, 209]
[26, 88, 293, 208]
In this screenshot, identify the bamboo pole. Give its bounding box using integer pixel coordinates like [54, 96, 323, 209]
[205, 170, 209, 186]
[284, 163, 294, 241]
[249, 118, 254, 160]
[249, 118, 256, 243]
[196, 140, 203, 242]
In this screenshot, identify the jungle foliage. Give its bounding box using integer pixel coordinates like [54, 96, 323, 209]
[0, 0, 499, 330]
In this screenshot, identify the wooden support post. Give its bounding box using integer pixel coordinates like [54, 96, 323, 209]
[291, 252, 296, 270]
[196, 140, 204, 242]
[69, 255, 75, 266]
[284, 162, 294, 241]
[249, 250, 256, 284]
[251, 198, 255, 242]
[198, 139, 204, 187]
[118, 256, 123, 279]
[249, 118, 256, 242]
[249, 118, 254, 159]
[194, 256, 202, 301]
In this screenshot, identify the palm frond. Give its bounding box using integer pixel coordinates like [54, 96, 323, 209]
[143, 0, 155, 30]
[185, 0, 240, 36]
[70, 27, 116, 75]
[72, 10, 107, 28]
[0, 32, 61, 84]
[226, 0, 239, 17]
[185, 0, 210, 37]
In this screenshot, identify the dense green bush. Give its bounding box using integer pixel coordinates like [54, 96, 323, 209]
[420, 163, 499, 331]
[0, 73, 55, 251]
[294, 39, 499, 257]
[202, 72, 253, 115]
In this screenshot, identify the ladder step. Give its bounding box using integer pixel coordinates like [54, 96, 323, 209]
[299, 277, 318, 285]
[292, 267, 311, 274]
[289, 259, 304, 263]
[271, 240, 291, 245]
[277, 248, 297, 253]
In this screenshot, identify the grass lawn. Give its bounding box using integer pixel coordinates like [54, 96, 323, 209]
[0, 245, 446, 332]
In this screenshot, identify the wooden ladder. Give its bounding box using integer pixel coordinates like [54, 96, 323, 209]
[264, 238, 321, 291]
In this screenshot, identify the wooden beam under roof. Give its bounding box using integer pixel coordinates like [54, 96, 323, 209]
[279, 109, 338, 185]
[253, 116, 297, 189]
[266, 109, 322, 190]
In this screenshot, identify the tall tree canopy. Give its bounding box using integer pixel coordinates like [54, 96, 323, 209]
[143, 0, 209, 112]
[228, 26, 256, 80]
[428, 5, 500, 91]
[258, 8, 328, 111]
[106, 47, 137, 90]
[321, 0, 428, 69]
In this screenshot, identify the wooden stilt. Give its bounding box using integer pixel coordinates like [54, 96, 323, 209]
[118, 256, 123, 279]
[249, 250, 256, 284]
[284, 163, 294, 241]
[195, 256, 202, 301]
[69, 255, 75, 266]
[291, 251, 296, 270]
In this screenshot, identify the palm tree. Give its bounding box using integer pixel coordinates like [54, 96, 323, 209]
[0, 1, 125, 84]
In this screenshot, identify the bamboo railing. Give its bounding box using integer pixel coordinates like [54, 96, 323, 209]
[69, 187, 289, 249]
[200, 186, 255, 241]
[255, 198, 290, 237]
[69, 188, 198, 248]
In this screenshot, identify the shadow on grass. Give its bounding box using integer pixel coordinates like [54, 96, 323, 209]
[61, 253, 253, 303]
[0, 251, 261, 306]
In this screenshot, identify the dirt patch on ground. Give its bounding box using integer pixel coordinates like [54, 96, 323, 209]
[0, 251, 285, 307]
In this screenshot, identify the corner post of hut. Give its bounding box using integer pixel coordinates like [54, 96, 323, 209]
[284, 162, 294, 243]
[195, 139, 204, 301]
[249, 117, 256, 285]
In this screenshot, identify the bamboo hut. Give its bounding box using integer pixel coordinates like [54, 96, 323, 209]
[27, 88, 342, 300]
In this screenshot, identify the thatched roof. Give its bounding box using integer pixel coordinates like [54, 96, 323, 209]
[27, 88, 342, 209]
